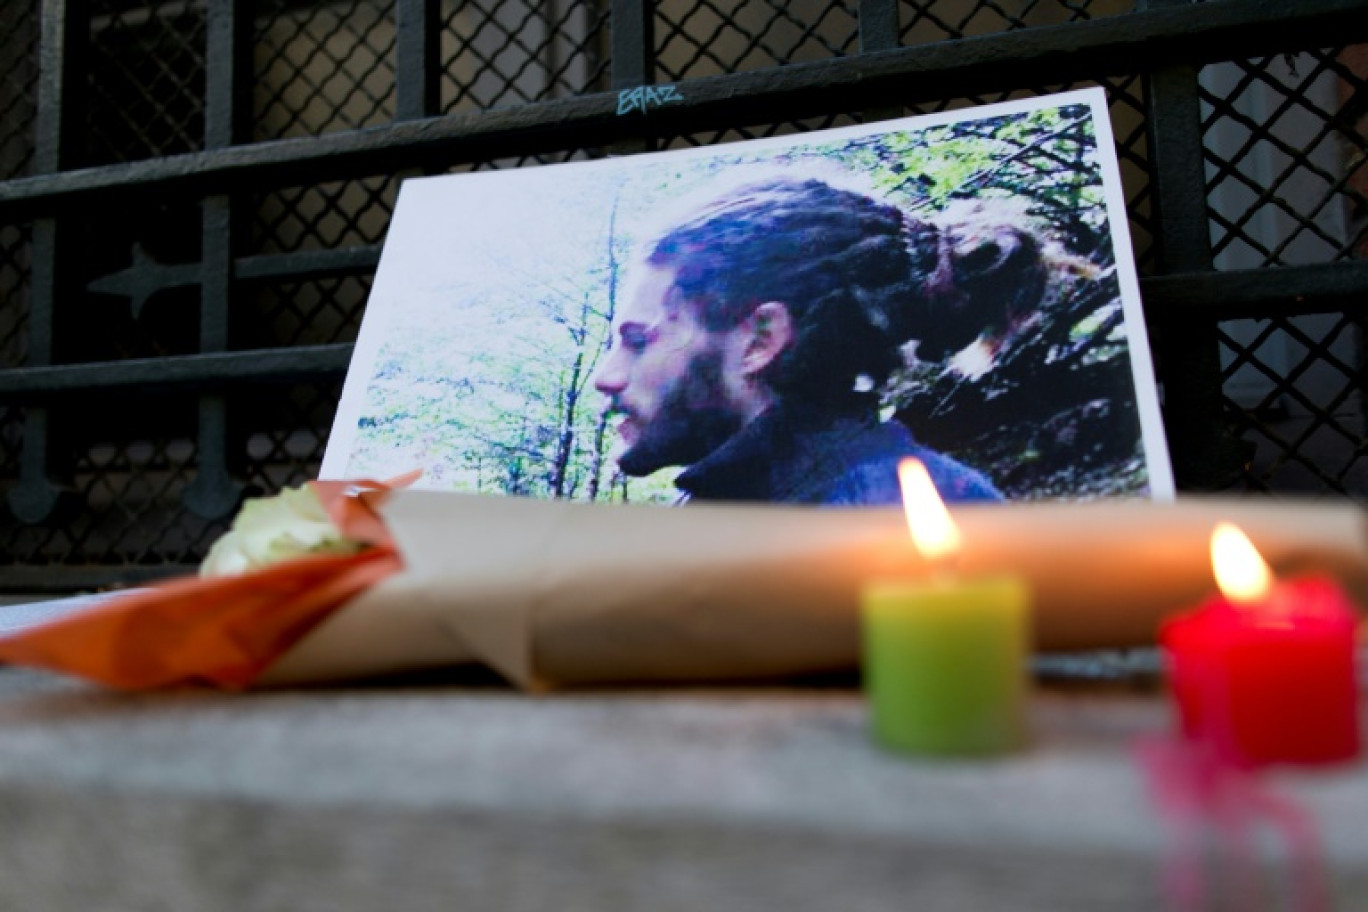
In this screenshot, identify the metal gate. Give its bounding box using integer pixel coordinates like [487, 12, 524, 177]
[0, 0, 1365, 592]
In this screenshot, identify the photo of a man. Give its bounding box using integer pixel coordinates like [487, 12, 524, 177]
[323, 89, 1173, 504]
[593, 177, 1003, 505]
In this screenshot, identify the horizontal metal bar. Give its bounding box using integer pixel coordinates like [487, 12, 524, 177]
[0, 345, 352, 400]
[1139, 260, 1368, 320]
[0, 261, 1361, 401]
[234, 246, 382, 282]
[90, 0, 204, 33]
[81, 247, 382, 302]
[0, 567, 188, 594]
[2, 0, 1366, 220]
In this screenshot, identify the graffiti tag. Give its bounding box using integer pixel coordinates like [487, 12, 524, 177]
[616, 84, 685, 116]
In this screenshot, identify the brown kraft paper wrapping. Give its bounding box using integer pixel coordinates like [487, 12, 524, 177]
[259, 492, 1368, 690]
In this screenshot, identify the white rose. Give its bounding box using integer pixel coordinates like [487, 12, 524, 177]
[200, 485, 362, 578]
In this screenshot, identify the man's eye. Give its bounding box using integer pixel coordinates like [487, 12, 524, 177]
[620, 329, 652, 353]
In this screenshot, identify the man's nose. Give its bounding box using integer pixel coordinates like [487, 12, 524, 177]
[592, 346, 628, 395]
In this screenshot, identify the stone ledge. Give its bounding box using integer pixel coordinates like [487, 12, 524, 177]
[0, 668, 1362, 911]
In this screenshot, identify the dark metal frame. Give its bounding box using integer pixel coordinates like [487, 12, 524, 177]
[2, 0, 1367, 591]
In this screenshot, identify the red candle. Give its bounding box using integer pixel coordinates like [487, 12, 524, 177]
[1161, 523, 1361, 768]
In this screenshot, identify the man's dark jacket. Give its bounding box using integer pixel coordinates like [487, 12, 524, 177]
[674, 404, 1002, 506]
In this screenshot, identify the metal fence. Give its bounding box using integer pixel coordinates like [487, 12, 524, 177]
[0, 0, 1365, 592]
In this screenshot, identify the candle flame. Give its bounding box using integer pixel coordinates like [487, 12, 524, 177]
[1210, 522, 1273, 603]
[898, 458, 962, 563]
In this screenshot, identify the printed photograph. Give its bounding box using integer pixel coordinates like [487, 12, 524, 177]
[322, 88, 1173, 506]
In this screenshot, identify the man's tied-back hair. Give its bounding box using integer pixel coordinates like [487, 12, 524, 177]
[646, 177, 1048, 411]
[648, 178, 925, 411]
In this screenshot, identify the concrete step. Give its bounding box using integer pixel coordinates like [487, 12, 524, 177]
[0, 668, 1361, 911]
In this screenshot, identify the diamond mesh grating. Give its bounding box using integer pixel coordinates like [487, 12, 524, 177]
[0, 381, 344, 571]
[1203, 48, 1367, 497]
[0, 223, 29, 369]
[440, 0, 611, 113]
[254, 0, 396, 140]
[252, 176, 399, 254]
[656, 0, 858, 82]
[0, 2, 37, 181]
[1219, 314, 1367, 495]
[68, 431, 223, 565]
[0, 405, 20, 506]
[87, 0, 207, 165]
[243, 175, 396, 351]
[1201, 50, 1368, 269]
[1105, 74, 1157, 274]
[4, 400, 228, 568]
[235, 382, 341, 495]
[232, 276, 374, 350]
[899, 0, 1128, 46]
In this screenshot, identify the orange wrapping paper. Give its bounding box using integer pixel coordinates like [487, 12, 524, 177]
[0, 477, 404, 690]
[0, 548, 398, 690]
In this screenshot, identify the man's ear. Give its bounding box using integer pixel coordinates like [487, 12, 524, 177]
[741, 301, 794, 375]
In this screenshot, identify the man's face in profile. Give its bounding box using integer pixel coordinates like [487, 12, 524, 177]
[591, 265, 746, 476]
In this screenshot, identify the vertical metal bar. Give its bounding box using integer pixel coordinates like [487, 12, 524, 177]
[859, 0, 900, 122]
[608, 0, 653, 152]
[1146, 58, 1247, 490]
[396, 0, 440, 121]
[34, 0, 85, 172]
[610, 0, 652, 90]
[859, 0, 899, 53]
[184, 0, 250, 519]
[184, 198, 243, 519]
[9, 0, 86, 524]
[1147, 71, 1211, 274]
[204, 0, 252, 149]
[26, 225, 56, 373]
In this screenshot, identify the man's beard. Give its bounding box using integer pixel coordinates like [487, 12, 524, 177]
[616, 349, 746, 477]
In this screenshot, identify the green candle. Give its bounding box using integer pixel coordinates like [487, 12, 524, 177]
[861, 459, 1031, 756]
[862, 575, 1030, 755]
